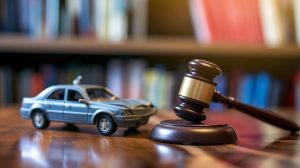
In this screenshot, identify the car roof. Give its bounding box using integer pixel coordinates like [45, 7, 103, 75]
[35, 84, 109, 99]
[49, 84, 105, 90]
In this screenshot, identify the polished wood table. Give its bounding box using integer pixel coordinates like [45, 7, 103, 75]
[0, 106, 299, 168]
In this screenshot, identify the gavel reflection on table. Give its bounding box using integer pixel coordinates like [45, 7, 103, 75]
[150, 59, 300, 145]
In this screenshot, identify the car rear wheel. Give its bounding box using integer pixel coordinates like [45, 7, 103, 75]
[96, 114, 117, 136]
[32, 110, 50, 129]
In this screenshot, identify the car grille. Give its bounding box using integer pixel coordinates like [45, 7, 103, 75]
[131, 107, 152, 115]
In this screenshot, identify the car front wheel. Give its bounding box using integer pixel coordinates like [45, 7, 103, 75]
[32, 110, 50, 129]
[96, 114, 117, 136]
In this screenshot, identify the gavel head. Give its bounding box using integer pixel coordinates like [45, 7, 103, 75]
[174, 59, 222, 123]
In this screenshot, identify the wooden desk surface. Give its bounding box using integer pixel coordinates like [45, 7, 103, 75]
[0, 106, 299, 168]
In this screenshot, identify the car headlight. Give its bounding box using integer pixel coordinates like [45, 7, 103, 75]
[146, 102, 154, 108]
[119, 108, 132, 115]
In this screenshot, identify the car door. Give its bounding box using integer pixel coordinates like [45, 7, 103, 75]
[64, 89, 88, 123]
[43, 89, 65, 121]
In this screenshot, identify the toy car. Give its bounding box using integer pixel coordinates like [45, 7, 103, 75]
[20, 77, 157, 136]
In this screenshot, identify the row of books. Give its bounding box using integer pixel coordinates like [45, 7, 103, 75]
[0, 60, 178, 109]
[2, 0, 300, 47]
[212, 71, 278, 110]
[0, 0, 148, 41]
[0, 59, 300, 110]
[189, 0, 300, 47]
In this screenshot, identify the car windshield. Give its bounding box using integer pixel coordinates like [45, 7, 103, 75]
[86, 88, 118, 101]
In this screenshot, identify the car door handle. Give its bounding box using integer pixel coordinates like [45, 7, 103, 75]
[65, 105, 71, 109]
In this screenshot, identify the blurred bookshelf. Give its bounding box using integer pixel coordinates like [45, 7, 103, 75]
[1, 0, 300, 111]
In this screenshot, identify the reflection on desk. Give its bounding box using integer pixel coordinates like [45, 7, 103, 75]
[0, 106, 299, 168]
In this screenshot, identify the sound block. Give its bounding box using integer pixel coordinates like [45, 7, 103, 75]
[150, 119, 238, 145]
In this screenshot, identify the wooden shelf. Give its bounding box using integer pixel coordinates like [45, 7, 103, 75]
[1, 35, 300, 57]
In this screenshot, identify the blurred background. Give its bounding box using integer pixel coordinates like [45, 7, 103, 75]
[0, 0, 300, 111]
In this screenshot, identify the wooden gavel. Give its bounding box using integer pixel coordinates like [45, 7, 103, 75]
[174, 59, 299, 132]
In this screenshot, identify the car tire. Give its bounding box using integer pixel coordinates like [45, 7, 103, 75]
[96, 114, 117, 136]
[32, 110, 50, 129]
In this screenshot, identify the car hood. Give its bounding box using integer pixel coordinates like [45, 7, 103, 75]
[90, 99, 152, 109]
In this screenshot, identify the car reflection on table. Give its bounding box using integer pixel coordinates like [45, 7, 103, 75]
[19, 131, 186, 168]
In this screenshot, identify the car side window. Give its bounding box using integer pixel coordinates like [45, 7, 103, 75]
[47, 89, 65, 100]
[67, 90, 84, 102]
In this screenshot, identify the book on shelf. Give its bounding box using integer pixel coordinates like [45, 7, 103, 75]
[106, 59, 124, 98]
[269, 79, 281, 108]
[31, 73, 44, 97]
[189, 0, 300, 46]
[189, 0, 211, 44]
[259, 0, 295, 46]
[0, 67, 13, 105]
[40, 64, 58, 88]
[143, 65, 175, 109]
[28, 0, 43, 38]
[190, 0, 263, 45]
[294, 0, 300, 46]
[94, 0, 104, 39]
[228, 69, 243, 99]
[129, 0, 149, 39]
[107, 0, 128, 42]
[0, 0, 19, 32]
[295, 70, 300, 110]
[252, 72, 272, 108]
[78, 0, 92, 36]
[237, 73, 255, 106]
[18, 69, 34, 102]
[285, 69, 300, 111]
[125, 59, 147, 99]
[45, 0, 60, 39]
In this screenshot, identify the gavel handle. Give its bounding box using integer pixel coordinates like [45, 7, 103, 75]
[213, 91, 300, 132]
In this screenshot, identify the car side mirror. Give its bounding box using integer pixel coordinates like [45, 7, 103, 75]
[79, 99, 89, 104]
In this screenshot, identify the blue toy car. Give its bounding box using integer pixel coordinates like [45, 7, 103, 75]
[20, 77, 157, 136]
